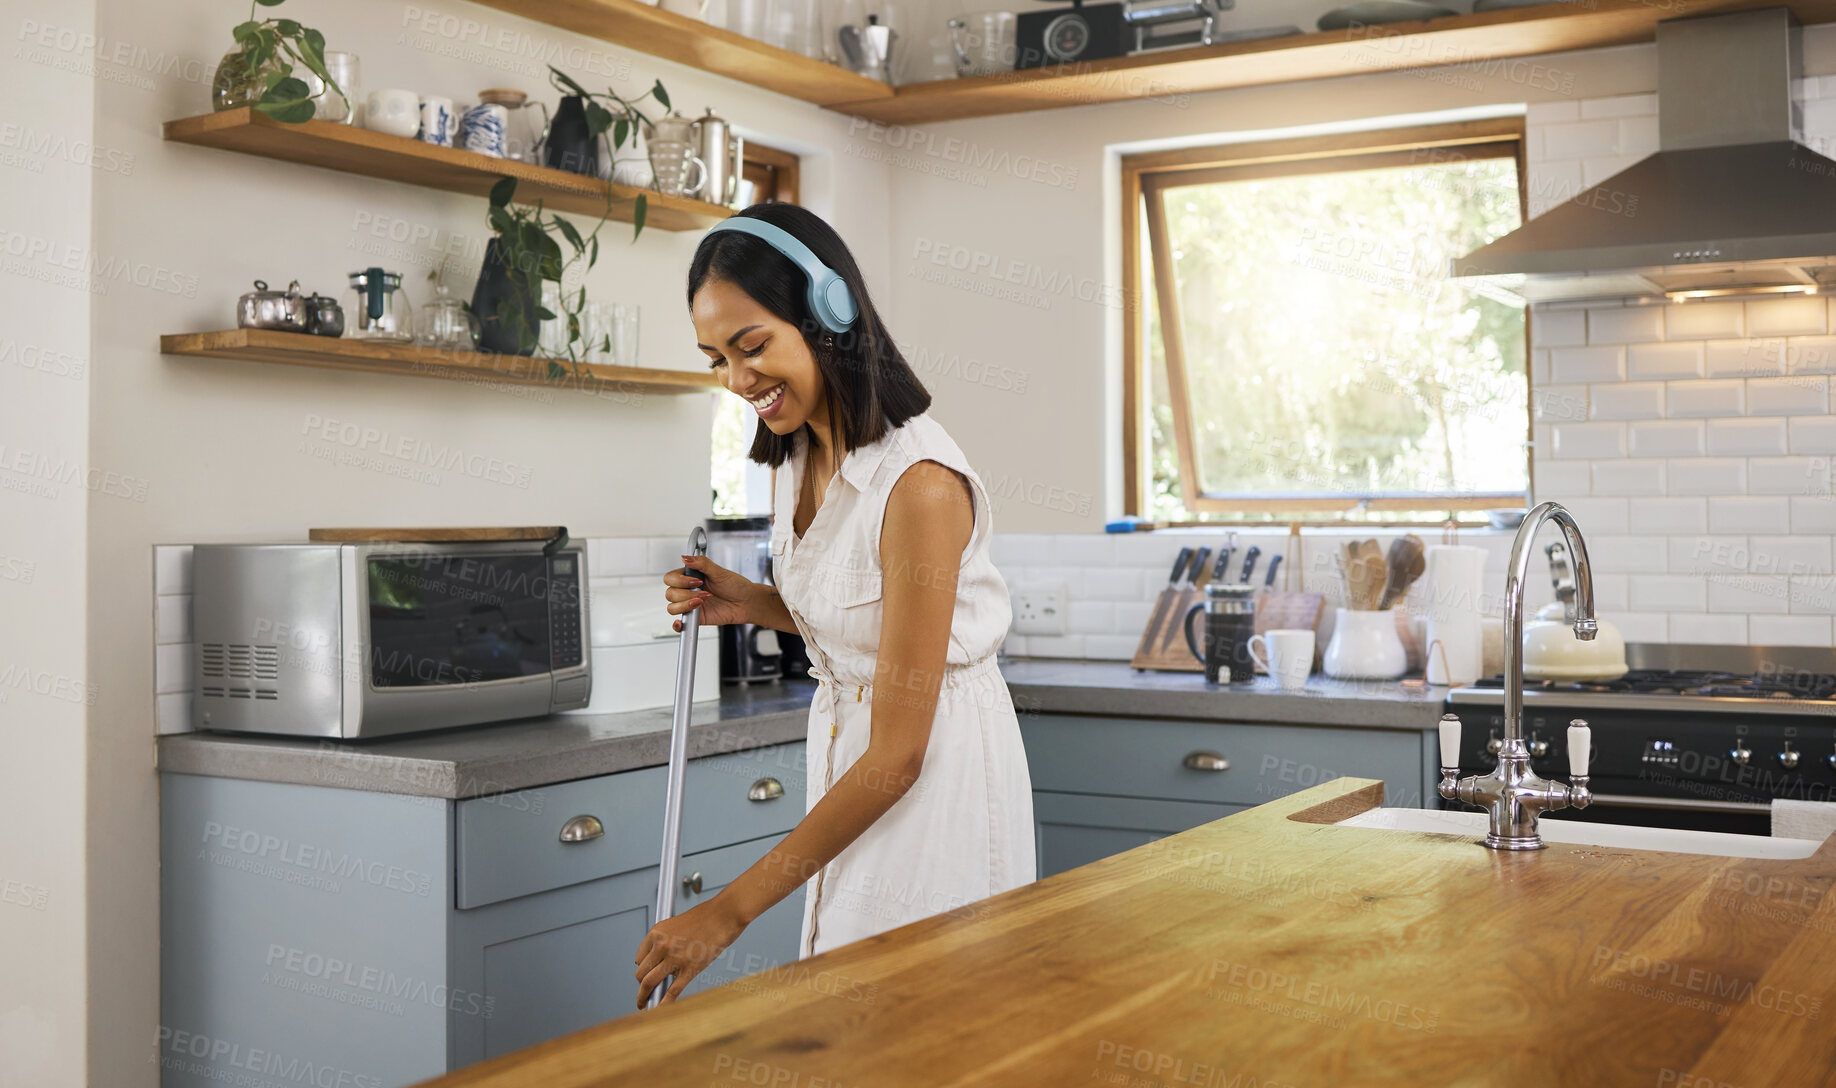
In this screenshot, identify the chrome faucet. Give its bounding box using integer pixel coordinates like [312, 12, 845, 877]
[1437, 501, 1596, 850]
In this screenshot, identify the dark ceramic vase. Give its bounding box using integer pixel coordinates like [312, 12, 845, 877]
[471, 238, 539, 356]
[543, 95, 598, 177]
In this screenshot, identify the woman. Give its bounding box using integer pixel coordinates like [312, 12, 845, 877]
[633, 204, 1036, 1006]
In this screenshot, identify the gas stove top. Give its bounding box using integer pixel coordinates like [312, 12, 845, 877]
[1448, 644, 1836, 717]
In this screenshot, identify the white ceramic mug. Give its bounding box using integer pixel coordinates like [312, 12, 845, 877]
[1250, 629, 1315, 690]
[417, 95, 456, 146]
[364, 88, 420, 138]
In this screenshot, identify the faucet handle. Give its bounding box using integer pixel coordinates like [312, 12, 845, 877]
[1439, 713, 1462, 770]
[1567, 719, 1591, 778]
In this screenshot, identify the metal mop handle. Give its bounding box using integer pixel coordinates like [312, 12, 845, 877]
[649, 525, 707, 1008]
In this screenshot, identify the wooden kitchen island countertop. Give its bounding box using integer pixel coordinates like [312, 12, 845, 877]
[418, 778, 1836, 1088]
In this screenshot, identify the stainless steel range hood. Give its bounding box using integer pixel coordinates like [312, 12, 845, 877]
[1452, 9, 1836, 304]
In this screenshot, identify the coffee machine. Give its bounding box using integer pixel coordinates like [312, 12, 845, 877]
[705, 517, 784, 684]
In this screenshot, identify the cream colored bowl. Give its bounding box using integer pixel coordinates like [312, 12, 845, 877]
[1522, 607, 1628, 681]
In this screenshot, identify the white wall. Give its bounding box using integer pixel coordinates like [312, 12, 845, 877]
[50, 0, 894, 1081]
[0, 0, 96, 1082]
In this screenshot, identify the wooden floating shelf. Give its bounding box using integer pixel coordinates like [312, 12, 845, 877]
[469, 0, 1836, 126]
[473, 0, 892, 106]
[831, 0, 1836, 124]
[161, 329, 721, 397]
[163, 109, 732, 231]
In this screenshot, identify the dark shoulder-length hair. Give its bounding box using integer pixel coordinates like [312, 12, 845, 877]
[686, 203, 930, 468]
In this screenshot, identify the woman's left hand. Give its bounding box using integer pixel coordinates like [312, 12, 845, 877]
[634, 895, 747, 1008]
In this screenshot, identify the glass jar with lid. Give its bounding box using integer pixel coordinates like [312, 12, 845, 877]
[415, 283, 479, 349]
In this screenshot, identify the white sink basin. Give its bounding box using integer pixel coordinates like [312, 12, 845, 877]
[1338, 806, 1823, 860]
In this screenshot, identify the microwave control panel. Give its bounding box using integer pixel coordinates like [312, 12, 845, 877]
[549, 554, 583, 670]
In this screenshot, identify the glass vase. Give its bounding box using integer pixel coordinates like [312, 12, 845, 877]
[212, 48, 293, 113]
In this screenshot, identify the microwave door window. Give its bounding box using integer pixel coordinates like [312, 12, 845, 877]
[367, 555, 552, 686]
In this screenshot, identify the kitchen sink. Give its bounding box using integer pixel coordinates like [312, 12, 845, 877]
[1337, 806, 1824, 860]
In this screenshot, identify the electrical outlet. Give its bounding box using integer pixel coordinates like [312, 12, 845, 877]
[1011, 581, 1068, 636]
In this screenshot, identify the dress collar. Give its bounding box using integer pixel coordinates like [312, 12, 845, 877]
[799, 418, 903, 494]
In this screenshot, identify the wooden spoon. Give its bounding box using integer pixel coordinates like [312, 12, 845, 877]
[1379, 534, 1426, 610]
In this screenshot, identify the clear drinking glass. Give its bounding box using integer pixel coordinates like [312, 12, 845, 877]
[317, 52, 361, 124]
[612, 304, 641, 367]
[538, 282, 568, 357]
[583, 302, 613, 363]
[729, 0, 775, 41]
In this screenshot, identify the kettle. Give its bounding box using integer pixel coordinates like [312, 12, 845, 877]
[693, 107, 745, 208]
[1522, 542, 1628, 681]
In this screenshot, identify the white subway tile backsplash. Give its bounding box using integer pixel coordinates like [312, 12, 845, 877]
[1115, 600, 1154, 632]
[1748, 614, 1833, 646]
[1627, 497, 1707, 534]
[1582, 154, 1644, 188]
[1628, 421, 1704, 458]
[1709, 496, 1790, 533]
[1067, 600, 1115, 634]
[1748, 537, 1834, 578]
[1587, 382, 1664, 420]
[1746, 296, 1828, 338]
[1021, 635, 1085, 658]
[1706, 576, 1792, 614]
[1789, 416, 1836, 454]
[588, 537, 650, 577]
[155, 642, 193, 696]
[1664, 458, 1746, 495]
[1613, 612, 1669, 642]
[1704, 338, 1784, 378]
[1531, 308, 1587, 347]
[1747, 456, 1830, 496]
[646, 537, 686, 575]
[1555, 497, 1629, 534]
[1590, 573, 1630, 611]
[1580, 93, 1658, 119]
[1550, 346, 1625, 383]
[1551, 422, 1626, 459]
[1617, 115, 1660, 153]
[155, 544, 193, 595]
[1748, 376, 1829, 416]
[1533, 460, 1592, 496]
[1532, 349, 1551, 384]
[1705, 418, 1788, 456]
[1527, 160, 1583, 216]
[1590, 460, 1664, 496]
[157, 692, 193, 737]
[1083, 567, 1145, 601]
[1587, 536, 1669, 573]
[1627, 342, 1704, 380]
[1050, 534, 1118, 566]
[156, 595, 192, 645]
[1789, 576, 1836, 613]
[1665, 379, 1745, 417]
[1628, 575, 1707, 612]
[1664, 303, 1743, 341]
[1082, 635, 1142, 660]
[1527, 100, 1581, 124]
[1588, 306, 1665, 345]
[1790, 495, 1836, 533]
[1667, 536, 1748, 576]
[1666, 613, 1748, 644]
[1786, 335, 1836, 374]
[1533, 384, 1589, 422]
[1543, 119, 1620, 159]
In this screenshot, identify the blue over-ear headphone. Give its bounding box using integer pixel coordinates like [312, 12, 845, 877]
[702, 216, 859, 334]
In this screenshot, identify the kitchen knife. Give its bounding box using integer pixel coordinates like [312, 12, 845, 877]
[1263, 554, 1283, 588]
[1140, 547, 1194, 656]
[1212, 544, 1234, 584]
[1238, 545, 1261, 584]
[1157, 546, 1210, 653]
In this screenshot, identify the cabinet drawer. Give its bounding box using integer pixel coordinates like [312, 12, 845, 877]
[680, 743, 807, 858]
[1033, 791, 1246, 879]
[1020, 716, 1422, 808]
[457, 766, 665, 909]
[455, 743, 808, 911]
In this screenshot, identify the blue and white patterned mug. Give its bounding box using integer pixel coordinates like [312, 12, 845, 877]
[417, 95, 456, 147]
[458, 102, 507, 158]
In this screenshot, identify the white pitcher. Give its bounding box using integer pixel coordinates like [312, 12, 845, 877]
[1322, 608, 1407, 680]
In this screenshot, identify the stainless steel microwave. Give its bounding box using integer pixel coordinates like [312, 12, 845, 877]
[191, 541, 590, 738]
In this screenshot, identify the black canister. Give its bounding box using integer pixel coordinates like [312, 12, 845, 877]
[543, 95, 599, 177]
[1183, 582, 1257, 684]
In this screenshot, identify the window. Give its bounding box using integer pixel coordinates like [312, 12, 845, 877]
[712, 142, 802, 518]
[1123, 119, 1530, 524]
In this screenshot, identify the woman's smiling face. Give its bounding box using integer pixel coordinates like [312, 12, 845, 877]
[693, 276, 825, 435]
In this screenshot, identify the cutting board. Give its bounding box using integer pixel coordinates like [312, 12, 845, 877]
[1251, 590, 1326, 673]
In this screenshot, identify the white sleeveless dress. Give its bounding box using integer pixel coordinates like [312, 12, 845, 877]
[768, 412, 1036, 958]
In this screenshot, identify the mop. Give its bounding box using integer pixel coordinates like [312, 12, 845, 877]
[647, 526, 707, 1009]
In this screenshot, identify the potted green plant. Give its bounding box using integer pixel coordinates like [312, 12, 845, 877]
[470, 68, 669, 373]
[211, 0, 345, 123]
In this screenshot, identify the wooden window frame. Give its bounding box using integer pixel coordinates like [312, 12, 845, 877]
[1121, 118, 1531, 523]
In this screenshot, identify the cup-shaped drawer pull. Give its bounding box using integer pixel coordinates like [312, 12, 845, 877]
[1182, 750, 1230, 772]
[749, 777, 784, 802]
[559, 814, 605, 844]
[682, 871, 703, 895]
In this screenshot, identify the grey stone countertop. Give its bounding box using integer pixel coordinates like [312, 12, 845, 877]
[156, 659, 1447, 798]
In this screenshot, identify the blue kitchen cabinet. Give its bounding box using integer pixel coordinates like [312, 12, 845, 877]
[159, 741, 807, 1088]
[1019, 715, 1432, 878]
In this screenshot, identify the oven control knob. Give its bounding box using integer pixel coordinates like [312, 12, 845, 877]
[1778, 742, 1800, 769]
[1486, 731, 1503, 755]
[1529, 734, 1550, 758]
[1730, 741, 1752, 766]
